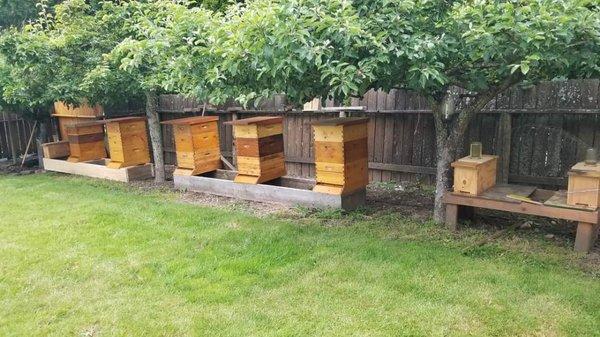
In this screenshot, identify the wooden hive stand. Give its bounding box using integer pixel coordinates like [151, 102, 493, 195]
[567, 162, 600, 208]
[451, 155, 498, 196]
[161, 116, 222, 176]
[312, 117, 369, 195]
[66, 121, 107, 163]
[103, 117, 151, 169]
[225, 116, 286, 184]
[52, 101, 104, 141]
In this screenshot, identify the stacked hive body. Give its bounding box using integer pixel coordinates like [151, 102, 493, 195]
[53, 101, 103, 141]
[312, 118, 369, 195]
[161, 116, 221, 176]
[227, 116, 286, 184]
[567, 162, 600, 208]
[451, 155, 498, 196]
[66, 122, 107, 163]
[104, 117, 151, 169]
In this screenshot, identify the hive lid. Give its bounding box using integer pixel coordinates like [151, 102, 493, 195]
[568, 162, 600, 177]
[99, 116, 146, 124]
[161, 116, 219, 125]
[224, 116, 283, 126]
[451, 155, 498, 168]
[311, 117, 369, 126]
[51, 114, 100, 119]
[65, 120, 105, 129]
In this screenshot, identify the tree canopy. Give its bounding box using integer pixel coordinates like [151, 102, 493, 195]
[0, 0, 598, 212]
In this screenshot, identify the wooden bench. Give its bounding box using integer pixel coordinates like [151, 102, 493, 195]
[443, 184, 599, 253]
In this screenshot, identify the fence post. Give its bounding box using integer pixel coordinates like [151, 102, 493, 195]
[3, 111, 19, 164]
[496, 112, 512, 183]
[231, 112, 238, 168]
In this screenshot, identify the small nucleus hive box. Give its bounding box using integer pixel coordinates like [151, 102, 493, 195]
[66, 122, 107, 163]
[161, 116, 221, 176]
[312, 117, 369, 195]
[451, 155, 498, 196]
[567, 162, 600, 208]
[226, 116, 286, 184]
[104, 117, 151, 169]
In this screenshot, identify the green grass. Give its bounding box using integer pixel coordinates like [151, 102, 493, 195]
[0, 173, 598, 337]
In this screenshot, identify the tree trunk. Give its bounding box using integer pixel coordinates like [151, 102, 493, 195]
[145, 89, 165, 182]
[430, 77, 521, 223]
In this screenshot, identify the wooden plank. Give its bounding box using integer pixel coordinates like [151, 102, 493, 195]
[174, 174, 366, 210]
[372, 114, 385, 182]
[43, 158, 153, 182]
[302, 113, 312, 177]
[574, 222, 599, 253]
[443, 192, 599, 223]
[496, 113, 511, 183]
[368, 162, 435, 175]
[391, 114, 405, 182]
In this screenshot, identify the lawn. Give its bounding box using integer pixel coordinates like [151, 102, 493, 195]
[0, 173, 598, 337]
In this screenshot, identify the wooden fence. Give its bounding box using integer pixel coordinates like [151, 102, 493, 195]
[159, 79, 600, 188]
[0, 112, 37, 161]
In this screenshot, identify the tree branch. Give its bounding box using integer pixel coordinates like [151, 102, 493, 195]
[449, 73, 523, 146]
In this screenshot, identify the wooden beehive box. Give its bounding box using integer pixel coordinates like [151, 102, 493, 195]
[66, 122, 107, 163]
[53, 101, 104, 140]
[226, 116, 286, 184]
[42, 141, 70, 159]
[312, 117, 369, 195]
[103, 117, 151, 169]
[567, 162, 600, 208]
[161, 116, 221, 176]
[451, 155, 498, 196]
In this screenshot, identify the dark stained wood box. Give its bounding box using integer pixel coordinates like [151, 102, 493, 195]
[53, 101, 104, 140]
[102, 117, 151, 169]
[66, 122, 107, 163]
[161, 116, 221, 176]
[225, 116, 286, 184]
[312, 118, 369, 195]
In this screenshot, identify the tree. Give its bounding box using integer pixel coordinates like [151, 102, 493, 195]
[183, 0, 599, 221]
[352, 0, 600, 221]
[81, 1, 218, 182]
[170, 0, 377, 107]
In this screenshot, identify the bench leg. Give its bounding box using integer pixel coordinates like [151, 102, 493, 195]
[574, 222, 599, 253]
[446, 204, 459, 231]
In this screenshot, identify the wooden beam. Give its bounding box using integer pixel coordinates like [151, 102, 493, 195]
[574, 222, 599, 253]
[368, 162, 436, 175]
[496, 112, 511, 184]
[443, 193, 599, 223]
[43, 158, 154, 182]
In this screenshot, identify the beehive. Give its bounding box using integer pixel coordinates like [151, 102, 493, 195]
[226, 116, 286, 184]
[103, 117, 151, 169]
[53, 101, 104, 140]
[451, 155, 498, 195]
[312, 118, 369, 195]
[567, 162, 600, 208]
[161, 116, 221, 176]
[66, 122, 106, 163]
